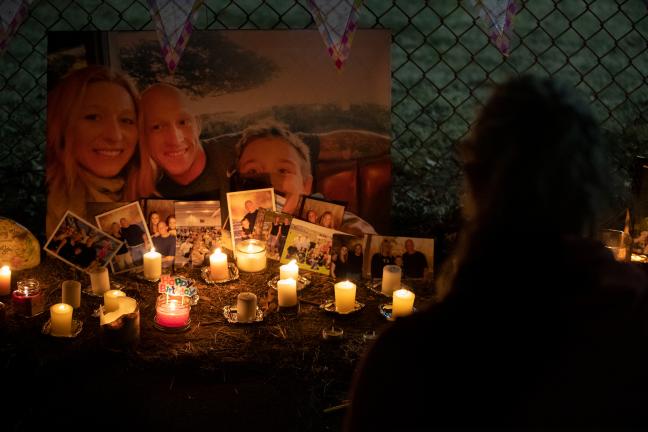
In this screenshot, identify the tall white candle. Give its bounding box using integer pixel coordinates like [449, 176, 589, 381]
[334, 280, 356, 313]
[143, 247, 162, 280]
[280, 259, 299, 280]
[0, 265, 10, 296]
[89, 267, 110, 295]
[277, 278, 298, 307]
[104, 289, 126, 313]
[61, 280, 81, 308]
[50, 303, 73, 336]
[381, 265, 401, 295]
[210, 248, 229, 281]
[392, 288, 415, 318]
[236, 240, 266, 272]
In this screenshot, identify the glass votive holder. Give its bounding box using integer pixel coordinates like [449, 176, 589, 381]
[235, 239, 267, 273]
[99, 297, 140, 350]
[154, 294, 191, 332]
[12, 278, 44, 317]
[600, 229, 631, 262]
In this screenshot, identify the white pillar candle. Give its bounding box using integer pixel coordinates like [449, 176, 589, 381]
[104, 289, 126, 313]
[236, 292, 258, 322]
[210, 248, 229, 281]
[277, 278, 298, 307]
[334, 280, 357, 313]
[89, 267, 110, 295]
[280, 259, 299, 280]
[392, 288, 415, 318]
[61, 280, 81, 308]
[381, 265, 401, 295]
[0, 265, 10, 296]
[236, 240, 266, 272]
[143, 247, 162, 280]
[50, 303, 73, 336]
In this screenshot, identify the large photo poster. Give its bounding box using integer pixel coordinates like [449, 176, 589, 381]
[46, 30, 391, 237]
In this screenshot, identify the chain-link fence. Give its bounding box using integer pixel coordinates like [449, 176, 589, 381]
[1, 0, 647, 245]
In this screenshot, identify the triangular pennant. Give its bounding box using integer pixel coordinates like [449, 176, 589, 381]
[0, 0, 32, 56]
[147, 0, 203, 73]
[307, 0, 363, 71]
[472, 0, 518, 56]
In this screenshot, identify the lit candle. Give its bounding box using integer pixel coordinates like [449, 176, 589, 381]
[210, 248, 229, 281]
[392, 288, 415, 318]
[61, 280, 81, 308]
[236, 239, 266, 272]
[0, 265, 10, 296]
[50, 303, 73, 336]
[155, 295, 190, 328]
[277, 278, 298, 307]
[381, 265, 401, 295]
[104, 289, 126, 313]
[143, 247, 162, 280]
[334, 280, 356, 313]
[89, 267, 110, 295]
[280, 259, 299, 280]
[236, 292, 258, 322]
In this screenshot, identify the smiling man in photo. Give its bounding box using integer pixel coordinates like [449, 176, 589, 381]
[140, 83, 226, 200]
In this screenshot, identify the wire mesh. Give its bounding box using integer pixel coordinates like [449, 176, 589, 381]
[0, 0, 647, 241]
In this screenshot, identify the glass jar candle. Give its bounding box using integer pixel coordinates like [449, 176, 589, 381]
[235, 239, 267, 272]
[12, 279, 44, 317]
[154, 294, 190, 331]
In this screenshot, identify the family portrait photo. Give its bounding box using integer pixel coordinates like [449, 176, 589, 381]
[45, 30, 391, 238]
[330, 234, 366, 282]
[95, 202, 152, 273]
[253, 209, 293, 261]
[280, 219, 336, 276]
[363, 235, 435, 280]
[298, 196, 346, 231]
[226, 188, 275, 252]
[44, 211, 123, 273]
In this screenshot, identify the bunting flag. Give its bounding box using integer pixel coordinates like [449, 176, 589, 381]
[146, 0, 204, 73]
[472, 0, 518, 56]
[307, 0, 363, 71]
[0, 0, 31, 55]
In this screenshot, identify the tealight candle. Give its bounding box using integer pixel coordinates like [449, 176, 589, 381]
[381, 265, 401, 295]
[61, 280, 81, 308]
[277, 278, 298, 307]
[104, 289, 126, 313]
[210, 248, 229, 281]
[236, 239, 266, 272]
[236, 292, 258, 322]
[280, 259, 299, 280]
[392, 288, 415, 318]
[89, 267, 110, 295]
[50, 303, 73, 336]
[155, 295, 190, 329]
[334, 280, 356, 313]
[143, 247, 162, 280]
[0, 265, 11, 296]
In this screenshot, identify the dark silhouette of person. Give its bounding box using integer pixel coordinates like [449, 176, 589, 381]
[346, 76, 648, 430]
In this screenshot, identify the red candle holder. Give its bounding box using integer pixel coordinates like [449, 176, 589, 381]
[12, 279, 44, 318]
[153, 294, 191, 332]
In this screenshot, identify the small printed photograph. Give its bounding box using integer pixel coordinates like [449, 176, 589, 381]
[280, 219, 336, 276]
[254, 210, 293, 261]
[142, 199, 176, 239]
[175, 200, 223, 269]
[330, 234, 366, 282]
[298, 196, 346, 230]
[94, 202, 153, 273]
[363, 235, 435, 280]
[44, 210, 124, 273]
[226, 188, 276, 253]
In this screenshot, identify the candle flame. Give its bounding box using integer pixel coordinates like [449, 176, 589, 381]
[247, 244, 255, 253]
[0, 265, 10, 274]
[289, 259, 297, 266]
[215, 248, 222, 255]
[150, 247, 156, 253]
